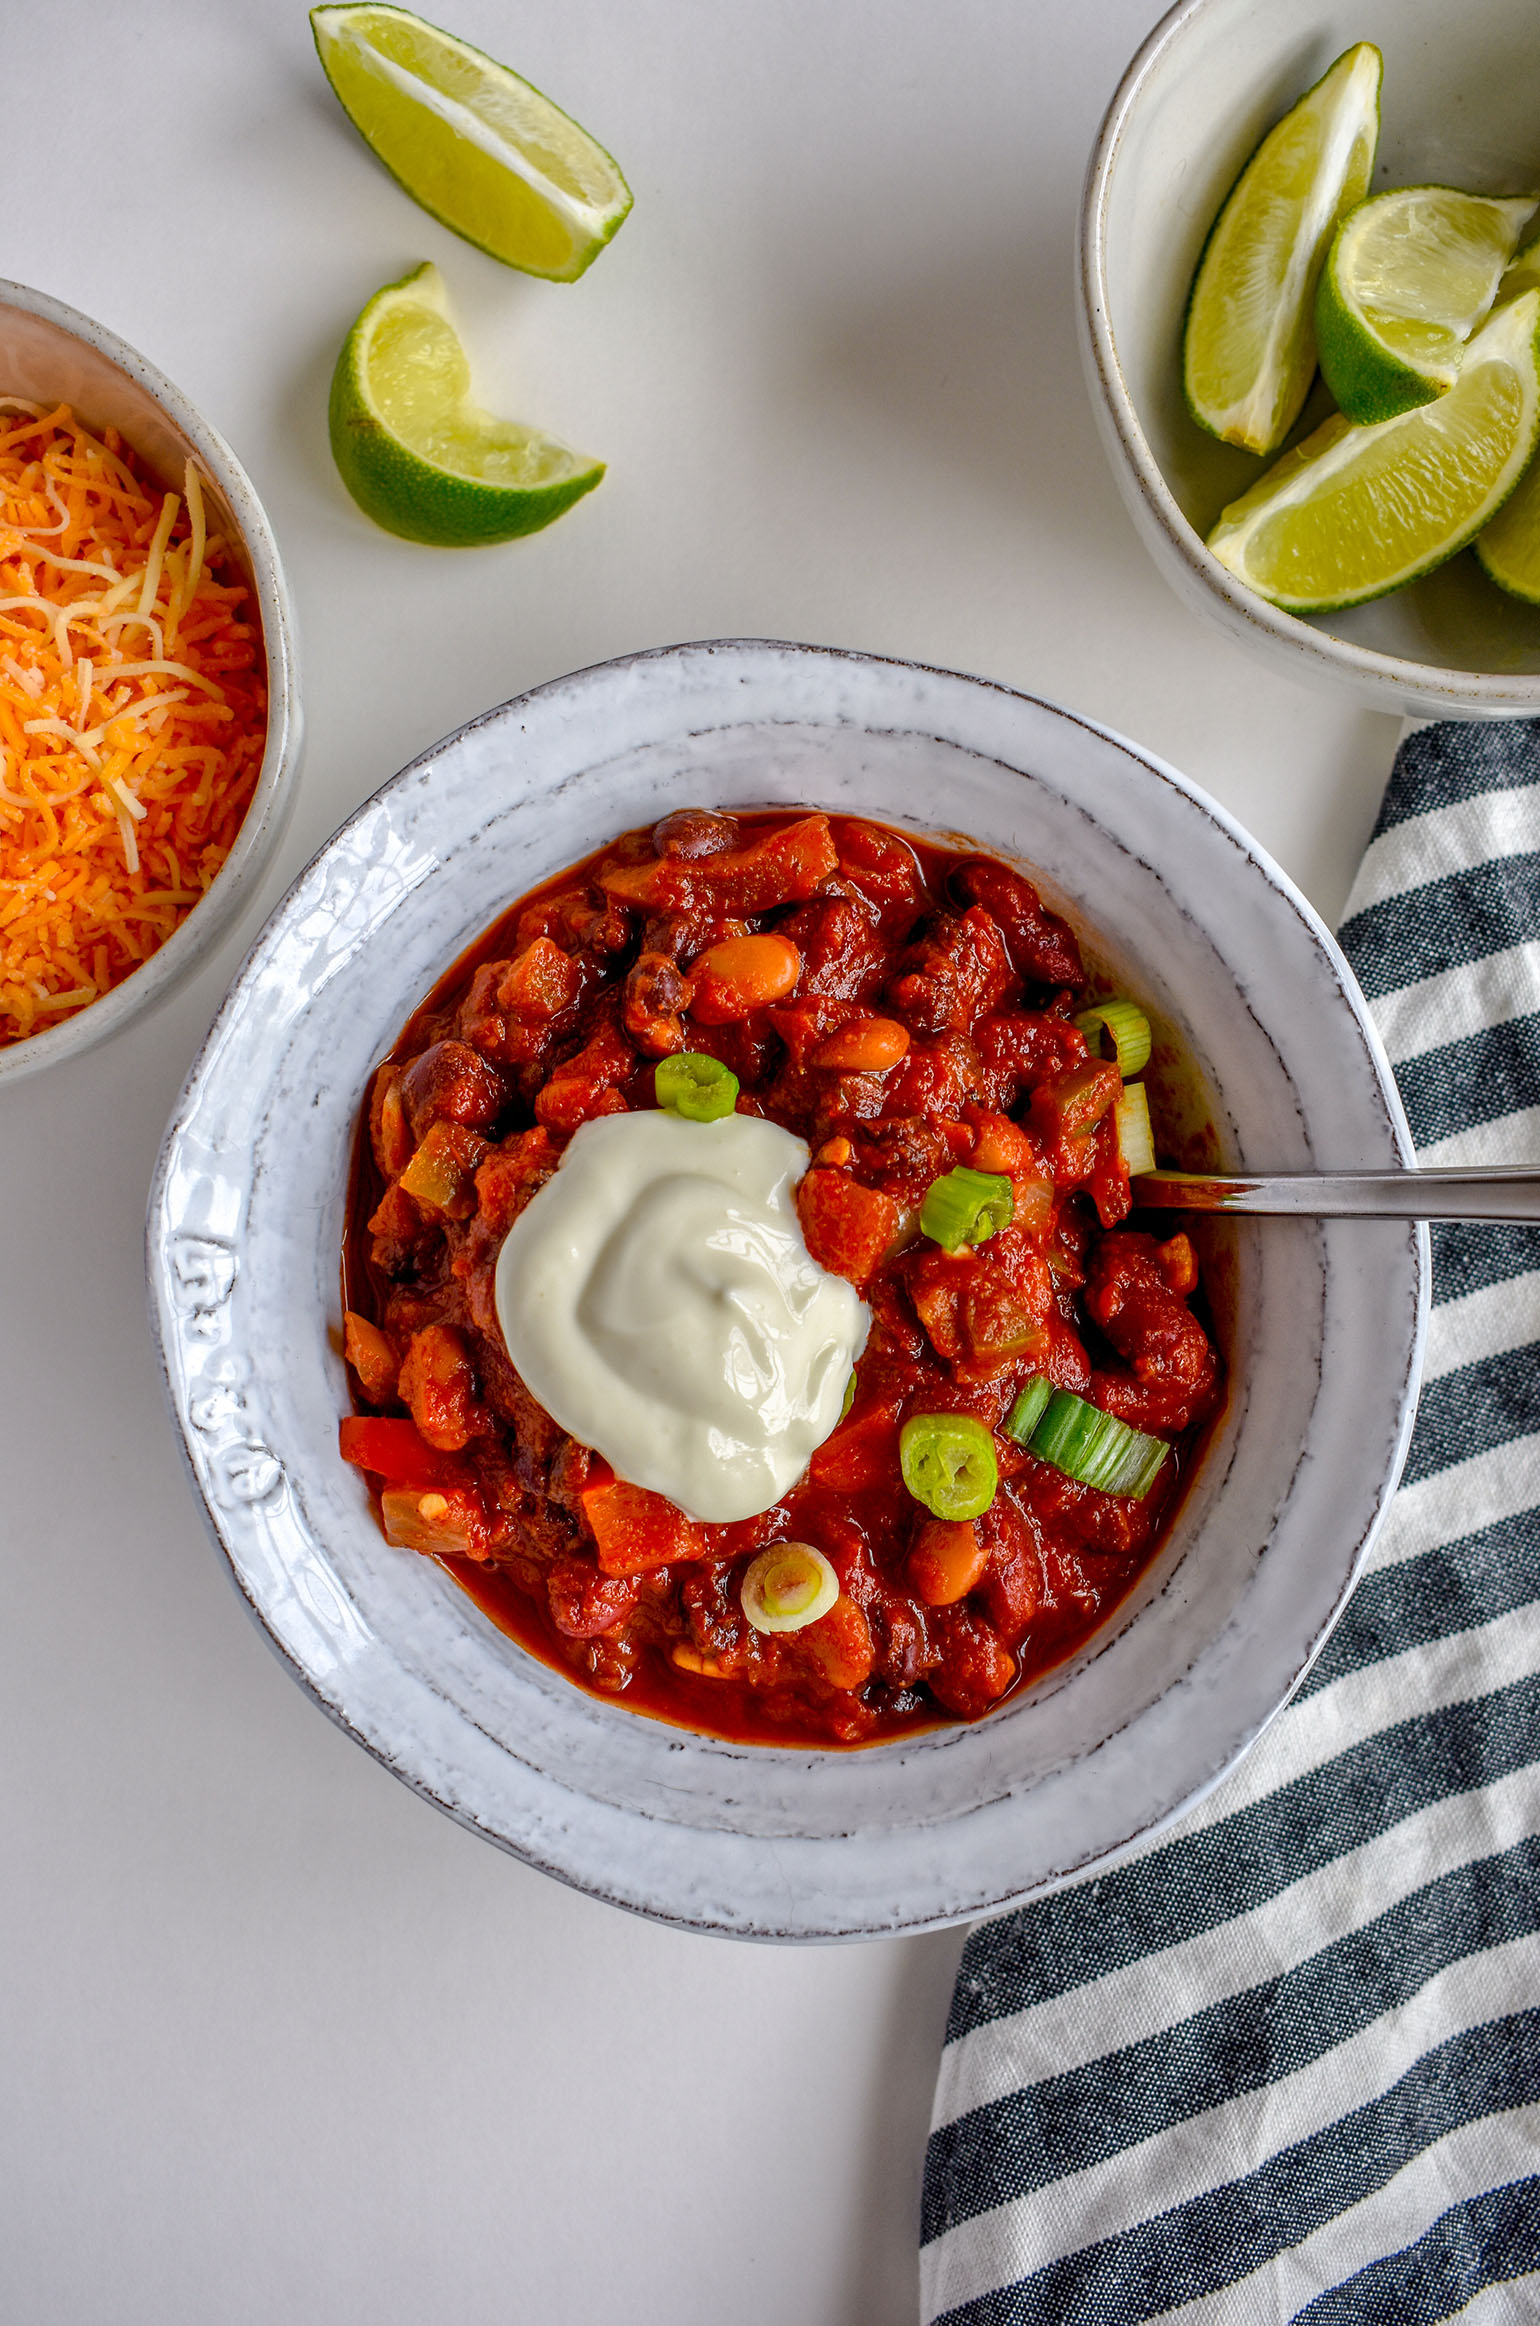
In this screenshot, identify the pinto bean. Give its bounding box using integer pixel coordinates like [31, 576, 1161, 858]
[908, 1520, 989, 1606]
[690, 933, 802, 1020]
[800, 1595, 875, 1690]
[810, 1014, 910, 1072]
[398, 1324, 484, 1452]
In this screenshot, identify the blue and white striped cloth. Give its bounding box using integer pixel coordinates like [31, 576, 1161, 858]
[921, 721, 1540, 2325]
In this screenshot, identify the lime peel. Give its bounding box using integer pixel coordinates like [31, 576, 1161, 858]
[1183, 43, 1381, 457]
[1208, 290, 1540, 613]
[328, 261, 604, 546]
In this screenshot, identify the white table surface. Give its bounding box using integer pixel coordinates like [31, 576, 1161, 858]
[3, 5, 1404, 2320]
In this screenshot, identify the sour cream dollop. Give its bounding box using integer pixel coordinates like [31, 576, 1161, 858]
[493, 1111, 868, 1523]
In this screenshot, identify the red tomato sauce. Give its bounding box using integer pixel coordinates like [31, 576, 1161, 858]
[339, 807, 1223, 1749]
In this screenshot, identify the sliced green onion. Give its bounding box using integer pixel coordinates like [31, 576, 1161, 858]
[655, 1051, 739, 1121]
[900, 1413, 998, 1520]
[919, 1165, 1014, 1253]
[1003, 1376, 1053, 1445]
[1075, 999, 1152, 1078]
[840, 1369, 857, 1420]
[1114, 1082, 1156, 1177]
[741, 1541, 839, 1634]
[1030, 1388, 1169, 1499]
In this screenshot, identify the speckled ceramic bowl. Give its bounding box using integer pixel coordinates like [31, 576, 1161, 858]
[1080, 0, 1540, 717]
[146, 641, 1426, 1940]
[0, 279, 301, 1083]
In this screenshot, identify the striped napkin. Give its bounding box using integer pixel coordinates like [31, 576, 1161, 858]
[920, 720, 1540, 2325]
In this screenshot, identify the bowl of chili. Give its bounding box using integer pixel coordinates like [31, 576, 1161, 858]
[0, 279, 301, 1079]
[337, 805, 1223, 1749]
[148, 639, 1425, 1939]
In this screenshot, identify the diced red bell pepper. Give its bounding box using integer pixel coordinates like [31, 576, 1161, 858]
[581, 1478, 705, 1576]
[809, 1401, 902, 1491]
[339, 1415, 469, 1491]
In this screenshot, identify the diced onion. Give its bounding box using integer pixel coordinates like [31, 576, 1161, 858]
[1075, 999, 1152, 1078]
[741, 1541, 840, 1633]
[1114, 1082, 1156, 1177]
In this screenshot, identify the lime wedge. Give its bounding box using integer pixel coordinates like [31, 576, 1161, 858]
[311, 4, 632, 282]
[1475, 456, 1540, 601]
[1480, 235, 1540, 602]
[1498, 228, 1540, 306]
[1183, 43, 1381, 457]
[1316, 187, 1538, 423]
[328, 262, 605, 545]
[1207, 290, 1540, 611]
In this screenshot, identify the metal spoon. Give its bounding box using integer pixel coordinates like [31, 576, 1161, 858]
[1133, 1168, 1540, 1223]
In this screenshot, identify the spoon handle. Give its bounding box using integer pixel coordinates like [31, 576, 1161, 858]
[1134, 1168, 1540, 1223]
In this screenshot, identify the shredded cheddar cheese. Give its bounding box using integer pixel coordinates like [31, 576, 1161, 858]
[0, 400, 267, 1045]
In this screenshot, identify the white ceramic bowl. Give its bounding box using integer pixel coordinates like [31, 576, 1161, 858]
[1080, 0, 1540, 717]
[147, 640, 1425, 1939]
[0, 280, 302, 1084]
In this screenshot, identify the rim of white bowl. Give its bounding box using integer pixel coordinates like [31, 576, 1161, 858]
[0, 278, 302, 1086]
[147, 637, 1429, 1940]
[1078, 0, 1540, 714]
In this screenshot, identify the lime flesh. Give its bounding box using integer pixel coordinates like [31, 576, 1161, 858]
[1476, 431, 1540, 604]
[1498, 229, 1540, 307]
[311, 3, 632, 281]
[1479, 235, 1540, 602]
[1183, 43, 1381, 457]
[1316, 187, 1538, 423]
[1208, 290, 1540, 611]
[329, 262, 604, 545]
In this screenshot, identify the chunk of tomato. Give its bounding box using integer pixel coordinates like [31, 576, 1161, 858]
[581, 1478, 705, 1576]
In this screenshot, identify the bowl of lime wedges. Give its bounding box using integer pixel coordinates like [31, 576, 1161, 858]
[1080, 0, 1540, 715]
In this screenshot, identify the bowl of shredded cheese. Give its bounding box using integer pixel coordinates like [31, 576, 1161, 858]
[0, 279, 300, 1081]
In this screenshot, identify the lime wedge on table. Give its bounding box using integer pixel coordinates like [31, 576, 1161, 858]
[1316, 188, 1538, 423]
[1207, 290, 1540, 612]
[329, 262, 604, 545]
[310, 3, 632, 282]
[1183, 43, 1381, 457]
